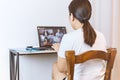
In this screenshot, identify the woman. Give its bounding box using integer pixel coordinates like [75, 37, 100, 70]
[52, 0, 107, 80]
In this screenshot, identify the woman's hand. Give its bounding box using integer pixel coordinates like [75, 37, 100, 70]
[52, 43, 60, 52]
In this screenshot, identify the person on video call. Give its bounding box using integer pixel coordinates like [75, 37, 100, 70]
[52, 0, 107, 80]
[54, 29, 64, 43]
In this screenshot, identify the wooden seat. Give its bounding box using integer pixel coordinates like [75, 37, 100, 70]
[65, 48, 117, 80]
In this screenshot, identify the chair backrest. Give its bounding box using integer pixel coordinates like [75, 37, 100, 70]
[65, 48, 117, 80]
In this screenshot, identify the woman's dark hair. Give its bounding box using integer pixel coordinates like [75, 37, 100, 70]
[69, 0, 96, 47]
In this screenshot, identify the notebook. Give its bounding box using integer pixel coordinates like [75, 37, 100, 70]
[37, 26, 67, 50]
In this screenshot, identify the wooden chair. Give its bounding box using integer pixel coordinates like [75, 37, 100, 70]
[65, 48, 117, 80]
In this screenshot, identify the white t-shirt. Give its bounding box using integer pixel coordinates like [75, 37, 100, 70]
[58, 28, 107, 80]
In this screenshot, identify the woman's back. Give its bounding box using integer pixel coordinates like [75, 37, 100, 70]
[58, 28, 106, 80]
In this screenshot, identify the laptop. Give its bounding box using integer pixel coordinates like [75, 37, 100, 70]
[37, 26, 67, 50]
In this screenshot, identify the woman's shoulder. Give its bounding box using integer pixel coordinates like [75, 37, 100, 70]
[92, 29, 107, 51]
[94, 29, 105, 39]
[65, 28, 83, 37]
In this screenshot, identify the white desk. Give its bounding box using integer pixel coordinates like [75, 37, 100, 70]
[9, 48, 57, 80]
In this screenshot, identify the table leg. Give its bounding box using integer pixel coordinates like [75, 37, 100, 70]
[10, 51, 20, 80]
[10, 51, 15, 80]
[16, 53, 19, 80]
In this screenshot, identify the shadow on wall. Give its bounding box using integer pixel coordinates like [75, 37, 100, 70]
[111, 53, 120, 80]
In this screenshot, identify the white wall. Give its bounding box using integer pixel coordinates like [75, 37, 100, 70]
[111, 0, 120, 80]
[0, 0, 71, 80]
[95, 0, 113, 48]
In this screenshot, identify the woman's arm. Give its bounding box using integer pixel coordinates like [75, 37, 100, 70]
[52, 43, 67, 74]
[57, 56, 67, 74]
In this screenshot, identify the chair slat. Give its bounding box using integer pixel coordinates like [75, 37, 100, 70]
[65, 48, 117, 80]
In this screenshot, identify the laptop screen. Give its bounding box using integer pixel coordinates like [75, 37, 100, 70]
[37, 26, 67, 48]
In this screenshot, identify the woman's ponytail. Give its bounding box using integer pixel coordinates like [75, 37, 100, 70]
[83, 21, 96, 47]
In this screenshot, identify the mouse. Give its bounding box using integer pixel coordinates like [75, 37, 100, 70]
[26, 46, 33, 50]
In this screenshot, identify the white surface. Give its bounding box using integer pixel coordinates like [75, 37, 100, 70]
[10, 48, 57, 54]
